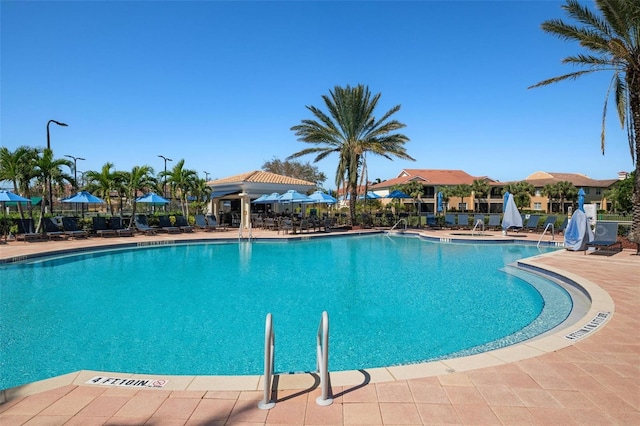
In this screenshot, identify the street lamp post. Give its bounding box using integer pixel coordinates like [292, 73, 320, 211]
[158, 155, 173, 208]
[64, 155, 85, 191]
[203, 171, 210, 181]
[46, 120, 68, 213]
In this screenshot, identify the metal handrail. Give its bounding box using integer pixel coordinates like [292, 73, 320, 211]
[258, 313, 276, 409]
[537, 223, 555, 248]
[471, 219, 485, 236]
[316, 311, 333, 406]
[389, 218, 407, 232]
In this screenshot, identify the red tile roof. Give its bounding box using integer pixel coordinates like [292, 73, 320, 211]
[209, 170, 315, 186]
[522, 171, 617, 188]
[370, 169, 496, 188]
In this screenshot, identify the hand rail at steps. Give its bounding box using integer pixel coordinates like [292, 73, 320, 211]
[258, 313, 275, 409]
[316, 311, 333, 406]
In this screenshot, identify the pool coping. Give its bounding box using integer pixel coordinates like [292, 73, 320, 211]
[0, 229, 614, 403]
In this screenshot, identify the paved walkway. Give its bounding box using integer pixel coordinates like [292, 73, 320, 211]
[0, 228, 638, 425]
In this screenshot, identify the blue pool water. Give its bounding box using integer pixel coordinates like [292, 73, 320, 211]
[0, 234, 569, 390]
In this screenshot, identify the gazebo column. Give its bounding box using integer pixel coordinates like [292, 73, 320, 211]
[239, 192, 252, 229]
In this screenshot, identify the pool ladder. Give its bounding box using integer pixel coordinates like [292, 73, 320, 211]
[471, 219, 485, 236]
[537, 223, 555, 248]
[258, 311, 332, 409]
[238, 222, 253, 241]
[389, 218, 407, 232]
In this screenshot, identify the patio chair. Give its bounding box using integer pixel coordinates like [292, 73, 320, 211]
[16, 218, 45, 242]
[175, 215, 194, 233]
[539, 215, 557, 233]
[585, 222, 622, 255]
[110, 216, 135, 237]
[92, 216, 116, 237]
[557, 217, 568, 234]
[43, 217, 69, 240]
[194, 214, 214, 231]
[444, 214, 456, 229]
[425, 213, 438, 229]
[278, 218, 293, 234]
[456, 214, 469, 229]
[134, 214, 158, 235]
[523, 215, 541, 232]
[62, 217, 89, 238]
[157, 215, 181, 233]
[487, 214, 501, 230]
[206, 215, 228, 231]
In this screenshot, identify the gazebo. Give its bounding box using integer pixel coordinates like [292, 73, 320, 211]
[207, 170, 315, 229]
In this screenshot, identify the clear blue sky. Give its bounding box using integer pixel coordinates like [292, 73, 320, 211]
[1, 0, 633, 189]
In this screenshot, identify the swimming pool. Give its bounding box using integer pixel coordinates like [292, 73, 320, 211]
[0, 234, 570, 390]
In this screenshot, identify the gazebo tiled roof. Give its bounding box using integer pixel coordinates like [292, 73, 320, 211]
[208, 170, 315, 186]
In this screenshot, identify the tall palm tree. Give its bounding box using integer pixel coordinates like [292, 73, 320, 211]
[32, 149, 73, 231]
[0, 146, 37, 219]
[84, 162, 124, 215]
[542, 183, 560, 213]
[124, 165, 156, 228]
[162, 159, 198, 217]
[529, 0, 640, 246]
[453, 184, 472, 211]
[503, 181, 536, 210]
[556, 180, 578, 213]
[289, 84, 414, 225]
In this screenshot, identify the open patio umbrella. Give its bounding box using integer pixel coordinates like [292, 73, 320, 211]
[136, 192, 169, 204]
[278, 190, 312, 203]
[307, 190, 337, 204]
[251, 194, 270, 204]
[386, 190, 411, 199]
[358, 191, 380, 200]
[578, 188, 585, 212]
[62, 190, 106, 217]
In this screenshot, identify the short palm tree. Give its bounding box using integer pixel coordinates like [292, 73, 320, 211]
[289, 84, 414, 225]
[471, 179, 491, 212]
[529, 0, 640, 246]
[162, 159, 198, 217]
[0, 146, 37, 219]
[84, 162, 124, 215]
[33, 149, 73, 231]
[124, 165, 156, 228]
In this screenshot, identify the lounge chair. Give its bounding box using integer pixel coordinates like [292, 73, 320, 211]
[92, 216, 116, 237]
[157, 215, 181, 233]
[523, 215, 541, 232]
[539, 215, 557, 233]
[206, 215, 228, 231]
[487, 214, 501, 230]
[110, 216, 135, 237]
[425, 213, 438, 229]
[557, 217, 568, 234]
[444, 214, 456, 229]
[16, 218, 45, 242]
[175, 215, 194, 233]
[278, 218, 293, 234]
[134, 214, 158, 235]
[194, 214, 214, 231]
[585, 222, 622, 255]
[62, 217, 89, 239]
[43, 217, 69, 240]
[456, 214, 469, 229]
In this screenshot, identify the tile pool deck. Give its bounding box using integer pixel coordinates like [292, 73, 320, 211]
[0, 228, 638, 425]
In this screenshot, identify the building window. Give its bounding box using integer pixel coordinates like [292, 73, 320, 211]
[534, 202, 542, 210]
[584, 188, 590, 194]
[595, 188, 601, 195]
[535, 190, 541, 197]
[458, 202, 467, 211]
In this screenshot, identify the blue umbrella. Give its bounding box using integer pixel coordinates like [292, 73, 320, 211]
[278, 190, 312, 203]
[578, 188, 585, 212]
[62, 190, 105, 204]
[358, 191, 380, 200]
[437, 191, 443, 213]
[0, 190, 30, 203]
[386, 190, 411, 199]
[503, 191, 510, 213]
[251, 194, 270, 204]
[263, 192, 282, 202]
[136, 192, 169, 204]
[307, 190, 337, 204]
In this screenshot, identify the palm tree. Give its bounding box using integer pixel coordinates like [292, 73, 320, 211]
[453, 184, 472, 211]
[124, 165, 156, 228]
[503, 181, 536, 210]
[542, 183, 560, 213]
[84, 162, 124, 215]
[162, 159, 198, 217]
[403, 180, 425, 214]
[190, 178, 213, 215]
[289, 84, 414, 225]
[471, 179, 491, 212]
[556, 181, 578, 213]
[529, 0, 640, 246]
[0, 146, 37, 219]
[32, 149, 73, 231]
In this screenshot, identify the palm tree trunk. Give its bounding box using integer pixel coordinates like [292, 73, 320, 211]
[628, 70, 640, 251]
[349, 189, 357, 225]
